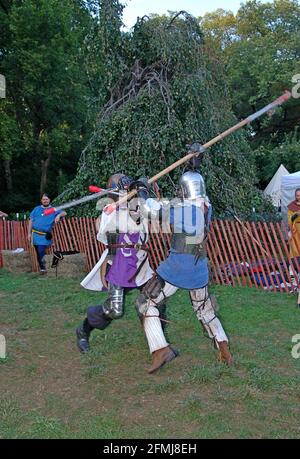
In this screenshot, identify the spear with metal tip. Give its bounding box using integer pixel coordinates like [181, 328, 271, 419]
[42, 186, 120, 216]
[43, 91, 291, 217]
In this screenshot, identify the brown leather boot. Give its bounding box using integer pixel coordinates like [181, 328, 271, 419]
[217, 341, 234, 366]
[148, 346, 179, 374]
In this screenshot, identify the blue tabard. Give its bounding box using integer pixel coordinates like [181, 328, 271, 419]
[157, 202, 211, 290]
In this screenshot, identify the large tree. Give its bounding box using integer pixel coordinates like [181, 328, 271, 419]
[201, 0, 300, 186]
[201, 0, 299, 140]
[0, 0, 93, 211]
[59, 12, 271, 217]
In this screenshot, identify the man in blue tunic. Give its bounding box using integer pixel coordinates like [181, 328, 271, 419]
[28, 194, 66, 273]
[134, 169, 233, 373]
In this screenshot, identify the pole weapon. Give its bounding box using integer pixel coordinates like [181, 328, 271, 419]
[43, 186, 120, 216]
[105, 91, 292, 214]
[226, 208, 269, 256]
[43, 91, 291, 217]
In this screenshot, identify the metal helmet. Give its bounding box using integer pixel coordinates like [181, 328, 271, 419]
[179, 171, 206, 199]
[107, 173, 124, 189]
[107, 173, 133, 190]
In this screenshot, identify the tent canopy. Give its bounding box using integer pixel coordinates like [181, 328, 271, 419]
[264, 164, 289, 207]
[281, 170, 300, 188]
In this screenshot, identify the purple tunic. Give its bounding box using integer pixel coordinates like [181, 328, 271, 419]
[106, 233, 141, 287]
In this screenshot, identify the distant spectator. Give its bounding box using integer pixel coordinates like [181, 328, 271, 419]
[0, 211, 8, 218]
[288, 188, 300, 260]
[27, 194, 66, 274]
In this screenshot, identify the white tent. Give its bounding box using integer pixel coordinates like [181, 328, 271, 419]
[281, 170, 300, 223]
[264, 164, 289, 207]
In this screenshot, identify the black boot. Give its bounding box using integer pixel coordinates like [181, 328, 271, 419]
[76, 318, 94, 353]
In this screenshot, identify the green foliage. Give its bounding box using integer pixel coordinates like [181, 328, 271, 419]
[59, 12, 269, 216]
[0, 0, 94, 210]
[0, 99, 22, 161]
[1, 1, 296, 216]
[201, 0, 300, 145]
[254, 130, 300, 186]
[82, 0, 128, 113]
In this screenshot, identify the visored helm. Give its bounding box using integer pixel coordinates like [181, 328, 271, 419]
[179, 171, 206, 199]
[118, 175, 134, 191]
[107, 173, 133, 190]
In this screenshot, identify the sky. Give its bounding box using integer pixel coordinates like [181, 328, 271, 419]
[122, 0, 266, 28]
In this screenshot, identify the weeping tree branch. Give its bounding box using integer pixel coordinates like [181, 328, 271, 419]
[98, 60, 172, 122]
[97, 10, 204, 123]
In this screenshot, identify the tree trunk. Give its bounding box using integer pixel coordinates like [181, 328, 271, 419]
[40, 155, 51, 196]
[3, 159, 12, 192]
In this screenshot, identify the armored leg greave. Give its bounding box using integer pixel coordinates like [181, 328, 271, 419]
[136, 276, 178, 353]
[102, 284, 125, 320]
[85, 285, 124, 331]
[189, 286, 228, 345]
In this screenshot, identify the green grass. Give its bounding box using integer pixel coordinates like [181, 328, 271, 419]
[0, 269, 300, 439]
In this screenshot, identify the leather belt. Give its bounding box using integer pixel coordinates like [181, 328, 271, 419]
[107, 243, 149, 251]
[32, 229, 47, 236]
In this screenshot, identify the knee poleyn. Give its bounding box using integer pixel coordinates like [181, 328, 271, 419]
[105, 309, 124, 320]
[102, 303, 124, 319]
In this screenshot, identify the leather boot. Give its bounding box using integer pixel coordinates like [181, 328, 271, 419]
[148, 345, 179, 374]
[76, 318, 94, 353]
[217, 341, 234, 366]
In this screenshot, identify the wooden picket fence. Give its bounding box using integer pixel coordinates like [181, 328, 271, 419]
[0, 218, 299, 293]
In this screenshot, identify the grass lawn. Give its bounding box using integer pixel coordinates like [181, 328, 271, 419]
[0, 269, 300, 439]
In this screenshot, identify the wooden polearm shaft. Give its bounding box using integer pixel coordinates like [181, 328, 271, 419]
[232, 214, 269, 256]
[105, 91, 291, 214]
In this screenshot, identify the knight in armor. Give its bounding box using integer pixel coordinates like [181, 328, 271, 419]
[133, 156, 233, 373]
[76, 173, 179, 367]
